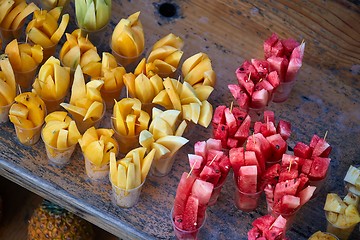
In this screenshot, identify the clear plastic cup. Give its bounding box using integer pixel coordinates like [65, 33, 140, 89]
[141, 102, 155, 117]
[110, 176, 145, 208]
[268, 205, 299, 231]
[41, 96, 66, 114]
[0, 101, 13, 123]
[14, 63, 39, 92]
[101, 87, 122, 111]
[111, 119, 139, 155]
[13, 122, 43, 146]
[41, 42, 57, 64]
[208, 178, 226, 206]
[309, 231, 339, 240]
[36, 0, 70, 12]
[151, 153, 178, 177]
[0, 23, 24, 46]
[325, 211, 357, 240]
[78, 23, 109, 47]
[309, 167, 330, 199]
[171, 207, 207, 240]
[41, 131, 76, 167]
[74, 101, 106, 134]
[233, 174, 262, 212]
[110, 41, 143, 72]
[84, 156, 109, 181]
[272, 79, 296, 103]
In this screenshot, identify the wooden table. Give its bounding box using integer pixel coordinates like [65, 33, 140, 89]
[1, 0, 359, 239]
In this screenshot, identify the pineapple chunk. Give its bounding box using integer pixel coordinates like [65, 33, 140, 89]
[344, 204, 360, 226]
[326, 211, 338, 224]
[324, 193, 347, 214]
[343, 192, 359, 206]
[334, 213, 348, 227]
[344, 165, 360, 185]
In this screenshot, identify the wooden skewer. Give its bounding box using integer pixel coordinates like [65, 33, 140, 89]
[324, 130, 328, 141]
[288, 158, 292, 172]
[209, 154, 219, 166]
[247, 72, 251, 82]
[187, 158, 198, 178]
[229, 101, 234, 113]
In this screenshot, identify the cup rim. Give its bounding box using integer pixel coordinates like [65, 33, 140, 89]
[170, 206, 207, 233]
[325, 210, 358, 229]
[109, 38, 144, 60]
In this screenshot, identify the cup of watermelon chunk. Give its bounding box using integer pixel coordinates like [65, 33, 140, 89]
[268, 205, 300, 231]
[171, 207, 207, 240]
[233, 174, 262, 212]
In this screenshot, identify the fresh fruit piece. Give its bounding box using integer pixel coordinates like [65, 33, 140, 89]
[324, 193, 347, 214]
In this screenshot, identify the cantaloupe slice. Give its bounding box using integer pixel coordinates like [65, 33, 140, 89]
[5, 39, 21, 70]
[67, 120, 81, 146]
[11, 2, 39, 30]
[0, 1, 27, 29]
[57, 128, 69, 149]
[50, 13, 70, 44]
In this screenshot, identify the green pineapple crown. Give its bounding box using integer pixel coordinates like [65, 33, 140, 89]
[41, 199, 68, 215]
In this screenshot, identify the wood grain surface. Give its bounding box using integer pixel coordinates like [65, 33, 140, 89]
[0, 0, 359, 239]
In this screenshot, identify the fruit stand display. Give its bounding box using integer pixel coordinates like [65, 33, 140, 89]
[0, 0, 360, 239]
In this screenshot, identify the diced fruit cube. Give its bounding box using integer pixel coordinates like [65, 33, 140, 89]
[343, 192, 359, 206]
[238, 165, 258, 193]
[324, 193, 347, 214]
[294, 142, 311, 159]
[276, 120, 291, 140]
[229, 147, 245, 175]
[191, 179, 214, 206]
[308, 157, 330, 180]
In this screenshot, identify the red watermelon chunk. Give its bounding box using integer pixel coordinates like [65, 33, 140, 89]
[234, 115, 251, 144]
[262, 163, 280, 182]
[191, 179, 214, 206]
[229, 147, 245, 176]
[253, 215, 276, 232]
[267, 56, 288, 82]
[224, 108, 238, 136]
[236, 72, 255, 96]
[251, 89, 269, 109]
[194, 141, 207, 160]
[244, 151, 261, 173]
[279, 168, 298, 182]
[236, 60, 260, 80]
[311, 138, 331, 158]
[266, 71, 281, 89]
[272, 215, 287, 230]
[264, 184, 275, 209]
[206, 138, 222, 151]
[258, 121, 277, 137]
[264, 110, 275, 124]
[251, 59, 270, 79]
[297, 174, 309, 193]
[285, 42, 305, 82]
[308, 157, 330, 180]
[266, 133, 287, 162]
[301, 159, 313, 175]
[276, 195, 300, 214]
[281, 154, 300, 169]
[255, 80, 274, 98]
[206, 149, 224, 162]
[174, 173, 196, 217]
[246, 133, 272, 173]
[182, 196, 199, 231]
[212, 105, 226, 126]
[231, 107, 248, 126]
[263, 226, 284, 240]
[309, 134, 321, 150]
[238, 165, 258, 193]
[218, 156, 231, 183]
[227, 137, 238, 149]
[199, 165, 221, 186]
[276, 120, 291, 140]
[294, 142, 311, 159]
[173, 215, 183, 229]
[264, 33, 279, 59]
[188, 154, 203, 177]
[271, 40, 285, 58]
[214, 123, 228, 148]
[248, 227, 262, 240]
[254, 122, 263, 134]
[298, 185, 316, 206]
[274, 179, 300, 203]
[281, 38, 300, 57]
